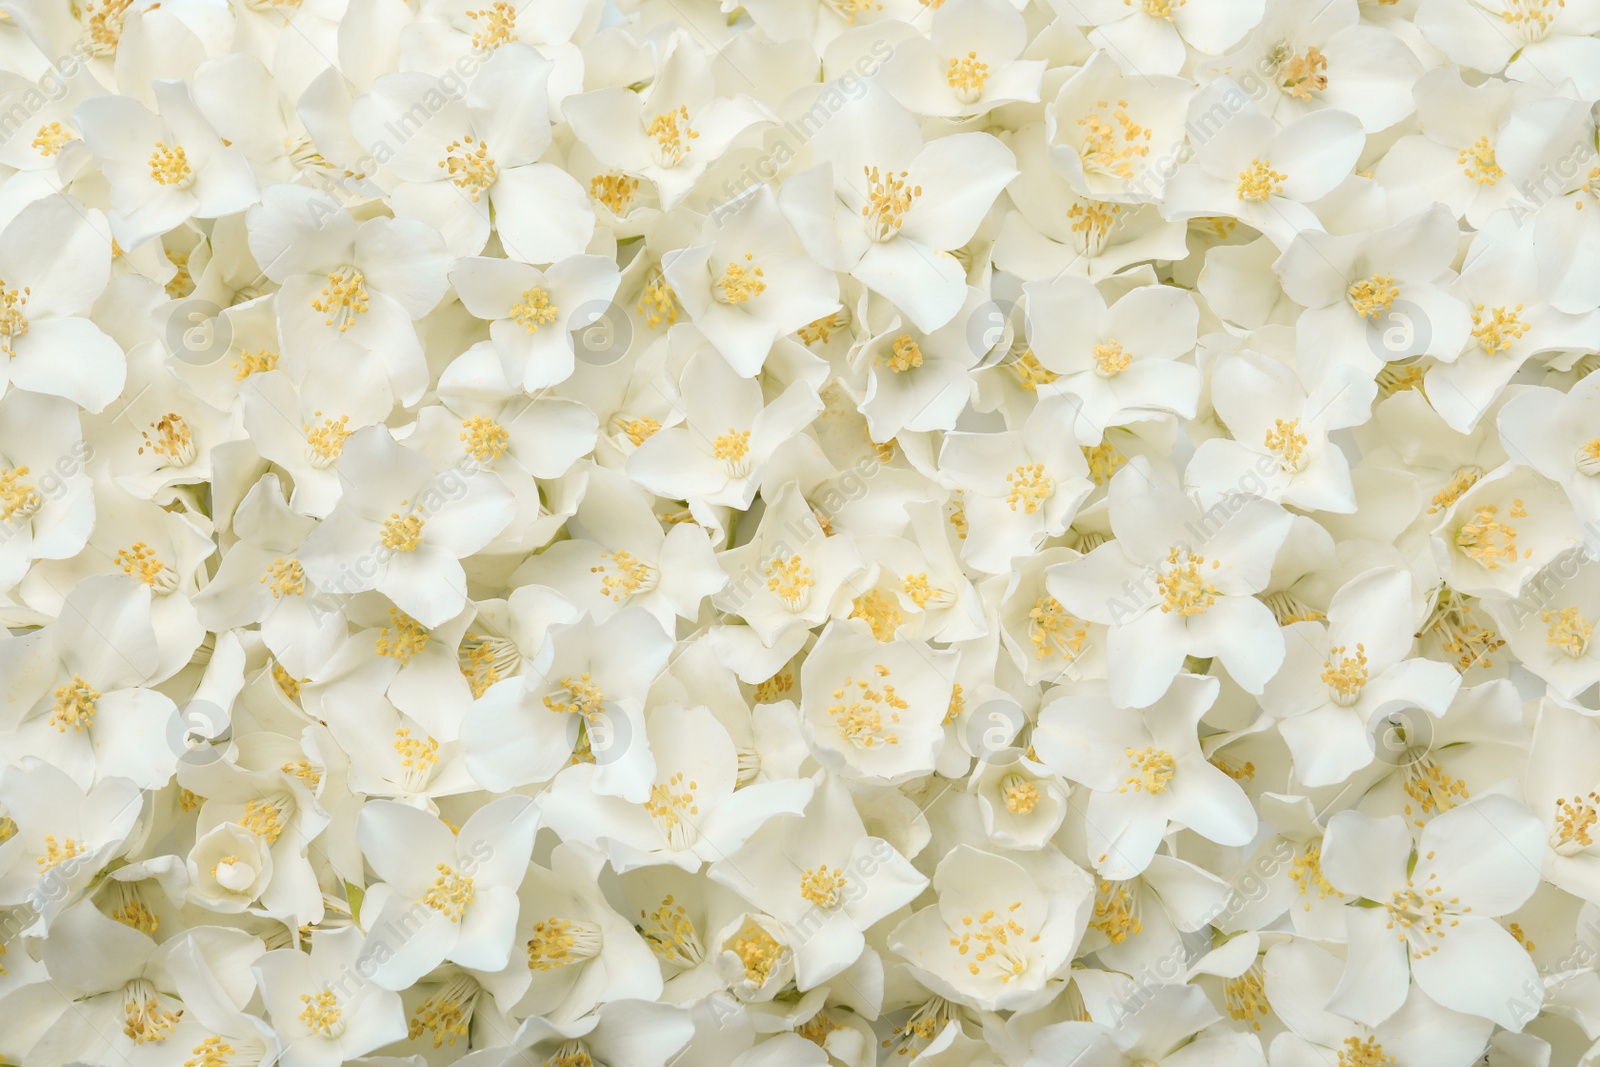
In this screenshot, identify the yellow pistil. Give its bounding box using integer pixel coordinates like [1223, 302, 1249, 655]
[543, 674, 606, 718]
[1068, 200, 1123, 255]
[945, 51, 988, 103]
[311, 268, 369, 331]
[1402, 754, 1470, 825]
[82, 0, 137, 54]
[1158, 548, 1218, 616]
[886, 335, 923, 372]
[637, 275, 679, 329]
[1091, 880, 1142, 943]
[465, 1, 516, 50]
[1459, 136, 1503, 185]
[798, 312, 846, 346]
[799, 865, 847, 908]
[138, 413, 196, 465]
[861, 166, 920, 242]
[850, 589, 904, 642]
[298, 987, 343, 1038]
[1077, 100, 1152, 180]
[460, 415, 509, 463]
[590, 172, 639, 215]
[1577, 438, 1600, 476]
[408, 975, 482, 1049]
[616, 415, 661, 446]
[1083, 441, 1126, 486]
[1348, 274, 1399, 319]
[1264, 417, 1309, 473]
[765, 554, 814, 610]
[732, 922, 785, 985]
[1001, 774, 1039, 815]
[122, 979, 179, 1044]
[592, 549, 655, 602]
[1455, 504, 1520, 570]
[1553, 792, 1600, 855]
[1288, 841, 1339, 909]
[1091, 340, 1130, 377]
[1236, 158, 1286, 202]
[1224, 963, 1270, 1030]
[381, 505, 425, 552]
[439, 136, 497, 200]
[1012, 351, 1059, 393]
[527, 917, 603, 971]
[148, 141, 193, 187]
[280, 759, 321, 788]
[1471, 303, 1529, 354]
[510, 286, 558, 331]
[420, 864, 475, 921]
[646, 105, 698, 166]
[1338, 1036, 1396, 1067]
[1321, 644, 1369, 706]
[393, 728, 439, 773]
[830, 0, 884, 22]
[1428, 465, 1484, 514]
[241, 798, 287, 843]
[828, 667, 906, 748]
[302, 413, 350, 468]
[32, 122, 73, 156]
[1005, 463, 1053, 514]
[1543, 606, 1593, 658]
[715, 253, 766, 304]
[112, 900, 161, 934]
[260, 557, 305, 598]
[639, 894, 704, 966]
[947, 902, 1030, 983]
[185, 1036, 235, 1067]
[712, 428, 751, 466]
[36, 835, 85, 872]
[1129, 0, 1183, 17]
[50, 675, 100, 732]
[377, 608, 428, 664]
[1028, 595, 1088, 661]
[0, 466, 40, 524]
[1120, 746, 1176, 794]
[230, 348, 279, 379]
[0, 280, 28, 351]
[1279, 46, 1328, 101]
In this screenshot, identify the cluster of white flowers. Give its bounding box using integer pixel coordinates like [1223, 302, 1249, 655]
[7, 0, 1600, 1064]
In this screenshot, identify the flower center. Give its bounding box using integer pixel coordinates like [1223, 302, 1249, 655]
[946, 51, 988, 104]
[715, 254, 766, 304]
[1091, 340, 1130, 377]
[1236, 158, 1286, 202]
[1459, 135, 1503, 185]
[1428, 465, 1484, 513]
[1402, 754, 1470, 822]
[646, 773, 701, 849]
[149, 141, 193, 188]
[408, 974, 482, 1050]
[123, 978, 179, 1044]
[1028, 595, 1088, 661]
[303, 413, 350, 468]
[828, 665, 906, 749]
[1553, 792, 1600, 856]
[510, 286, 559, 331]
[1224, 964, 1270, 1031]
[1321, 643, 1369, 706]
[393, 728, 440, 789]
[886, 335, 923, 372]
[850, 588, 904, 641]
[138, 413, 197, 466]
[460, 415, 509, 463]
[1120, 746, 1176, 793]
[1575, 439, 1600, 476]
[1078, 101, 1152, 180]
[946, 902, 1030, 983]
[1158, 548, 1218, 616]
[1001, 773, 1039, 814]
[1261, 589, 1325, 625]
[378, 608, 429, 664]
[421, 863, 475, 921]
[589, 172, 639, 215]
[458, 632, 520, 696]
[1128, 0, 1182, 18]
[1384, 871, 1464, 958]
[1348, 274, 1399, 319]
[1012, 351, 1059, 393]
[186, 1035, 238, 1067]
[1068, 200, 1123, 255]
[637, 275, 680, 329]
[241, 796, 291, 843]
[527, 917, 603, 970]
[615, 415, 661, 447]
[830, 0, 884, 23]
[439, 136, 497, 200]
[798, 311, 847, 346]
[1471, 303, 1529, 353]
[543, 674, 606, 718]
[312, 267, 369, 332]
[799, 865, 848, 908]
[231, 348, 279, 379]
[640, 894, 704, 967]
[765, 553, 815, 610]
[646, 105, 699, 167]
[861, 166, 920, 241]
[381, 506, 425, 552]
[32, 121, 73, 156]
[731, 921, 787, 986]
[298, 986, 345, 1038]
[593, 549, 659, 602]
[1264, 417, 1309, 473]
[261, 557, 306, 598]
[0, 280, 28, 351]
[1278, 46, 1328, 100]
[50, 674, 100, 733]
[1288, 841, 1340, 908]
[901, 571, 951, 610]
[1455, 501, 1523, 570]
[211, 854, 257, 893]
[1005, 464, 1053, 514]
[465, 2, 516, 50]
[0, 466, 40, 524]
[712, 428, 751, 475]
[1501, 0, 1563, 42]
[36, 834, 85, 871]
[1543, 606, 1593, 658]
[81, 0, 136, 55]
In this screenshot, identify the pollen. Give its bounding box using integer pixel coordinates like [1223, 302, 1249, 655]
[1278, 46, 1327, 101]
[420, 863, 475, 921]
[1012, 350, 1059, 393]
[1288, 841, 1339, 909]
[1455, 504, 1519, 570]
[460, 415, 510, 463]
[0, 280, 28, 347]
[138, 413, 197, 466]
[311, 268, 369, 331]
[1067, 199, 1123, 255]
[1459, 136, 1503, 185]
[231, 348, 279, 379]
[765, 553, 815, 609]
[393, 728, 440, 772]
[1428, 465, 1484, 513]
[303, 412, 351, 468]
[590, 172, 639, 215]
[1236, 158, 1286, 202]
[408, 974, 482, 1049]
[1320, 644, 1369, 706]
[1264, 417, 1309, 473]
[49, 674, 100, 732]
[36, 834, 85, 871]
[637, 275, 680, 329]
[1077, 100, 1152, 180]
[1158, 548, 1218, 616]
[862, 166, 920, 241]
[1028, 595, 1088, 660]
[732, 922, 786, 985]
[946, 51, 988, 103]
[240, 797, 287, 843]
[377, 607, 429, 664]
[646, 105, 699, 166]
[260, 557, 306, 598]
[1543, 606, 1593, 658]
[381, 506, 425, 552]
[712, 429, 750, 464]
[886, 335, 923, 372]
[592, 549, 656, 602]
[0, 466, 40, 524]
[616, 415, 661, 446]
[1091, 340, 1130, 377]
[298, 987, 344, 1038]
[544, 673, 607, 718]
[799, 865, 848, 908]
[1223, 964, 1269, 1030]
[1001, 774, 1040, 814]
[123, 979, 179, 1044]
[510, 286, 559, 331]
[850, 588, 905, 642]
[439, 136, 497, 200]
[1120, 745, 1176, 794]
[1348, 274, 1399, 319]
[148, 141, 193, 186]
[465, 2, 517, 51]
[527, 917, 602, 970]
[1471, 303, 1529, 354]
[1005, 464, 1054, 514]
[828, 668, 908, 749]
[32, 121, 72, 156]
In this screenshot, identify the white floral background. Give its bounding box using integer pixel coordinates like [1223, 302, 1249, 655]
[0, 0, 1596, 1064]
